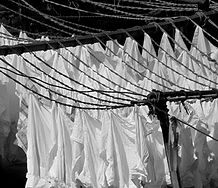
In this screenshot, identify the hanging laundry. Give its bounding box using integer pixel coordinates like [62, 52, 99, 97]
[123, 37, 145, 81]
[194, 120, 214, 187]
[142, 32, 156, 72]
[71, 109, 102, 188]
[48, 104, 72, 188]
[190, 26, 213, 90]
[0, 55, 9, 84]
[0, 24, 17, 46]
[174, 29, 188, 58]
[158, 33, 179, 89]
[49, 52, 73, 97]
[105, 40, 122, 57]
[98, 110, 130, 188]
[25, 94, 53, 188]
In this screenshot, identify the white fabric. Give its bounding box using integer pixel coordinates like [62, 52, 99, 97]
[48, 104, 72, 187]
[25, 94, 53, 188]
[2, 21, 218, 188]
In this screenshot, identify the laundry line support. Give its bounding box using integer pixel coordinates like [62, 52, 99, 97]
[131, 89, 218, 188]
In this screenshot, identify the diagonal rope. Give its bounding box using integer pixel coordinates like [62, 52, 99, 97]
[154, 22, 218, 87]
[124, 28, 211, 90]
[25, 0, 183, 92]
[2, 23, 67, 39]
[19, 0, 109, 33]
[0, 62, 127, 108]
[0, 4, 73, 36]
[0, 55, 134, 106]
[4, 0, 175, 94]
[10, 0, 97, 36]
[44, 0, 182, 21]
[95, 32, 184, 91]
[134, 98, 218, 142]
[14, 0, 148, 98]
[0, 67, 133, 110]
[0, 24, 144, 100]
[91, 0, 197, 12]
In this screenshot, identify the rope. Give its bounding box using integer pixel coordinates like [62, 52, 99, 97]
[124, 28, 210, 90]
[119, 0, 197, 8]
[13, 0, 150, 97]
[48, 41, 141, 100]
[19, 0, 107, 33]
[97, 31, 184, 91]
[169, 17, 218, 66]
[176, 117, 218, 142]
[16, 0, 185, 93]
[0, 63, 124, 108]
[3, 23, 66, 39]
[0, 55, 135, 106]
[154, 22, 218, 87]
[0, 4, 73, 36]
[135, 98, 218, 142]
[0, 25, 145, 100]
[0, 67, 133, 110]
[9, 0, 91, 36]
[44, 0, 183, 21]
[12, 44, 135, 104]
[91, 0, 197, 12]
[154, 0, 197, 7]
